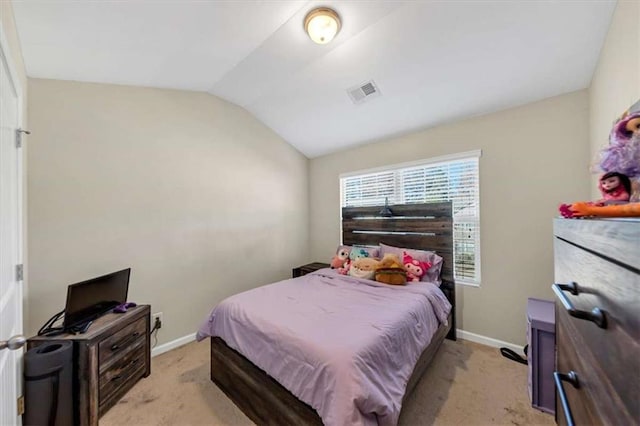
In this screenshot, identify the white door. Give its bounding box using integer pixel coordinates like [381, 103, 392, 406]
[0, 25, 25, 426]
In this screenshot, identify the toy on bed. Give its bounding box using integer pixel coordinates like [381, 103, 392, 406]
[403, 251, 431, 282]
[349, 247, 370, 261]
[330, 246, 351, 269]
[335, 246, 372, 275]
[374, 254, 407, 286]
[349, 257, 380, 280]
[559, 105, 640, 218]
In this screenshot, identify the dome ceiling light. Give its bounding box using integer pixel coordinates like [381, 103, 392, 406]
[304, 7, 341, 45]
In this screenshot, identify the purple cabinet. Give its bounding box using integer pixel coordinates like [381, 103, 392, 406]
[527, 297, 555, 415]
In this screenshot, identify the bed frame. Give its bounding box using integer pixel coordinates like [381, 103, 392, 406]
[209, 202, 456, 425]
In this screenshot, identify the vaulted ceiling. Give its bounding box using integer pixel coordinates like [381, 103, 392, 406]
[12, 0, 616, 158]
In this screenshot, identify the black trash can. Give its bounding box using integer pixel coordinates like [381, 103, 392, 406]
[23, 341, 73, 426]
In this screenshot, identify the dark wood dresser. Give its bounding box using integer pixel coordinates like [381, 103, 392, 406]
[28, 305, 151, 425]
[552, 218, 639, 425]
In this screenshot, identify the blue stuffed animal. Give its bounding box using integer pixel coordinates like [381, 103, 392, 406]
[349, 247, 370, 261]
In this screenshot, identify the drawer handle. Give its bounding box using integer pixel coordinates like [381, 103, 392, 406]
[552, 283, 607, 328]
[554, 371, 579, 426]
[556, 281, 579, 295]
[110, 331, 142, 351]
[109, 359, 139, 383]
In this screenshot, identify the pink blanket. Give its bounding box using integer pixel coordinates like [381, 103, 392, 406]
[197, 268, 451, 426]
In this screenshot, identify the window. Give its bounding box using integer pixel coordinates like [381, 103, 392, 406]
[340, 150, 481, 286]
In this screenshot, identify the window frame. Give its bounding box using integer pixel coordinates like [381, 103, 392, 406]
[340, 150, 481, 286]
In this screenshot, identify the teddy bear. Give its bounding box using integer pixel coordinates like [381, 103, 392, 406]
[403, 251, 431, 282]
[374, 253, 407, 285]
[348, 257, 379, 280]
[330, 246, 350, 269]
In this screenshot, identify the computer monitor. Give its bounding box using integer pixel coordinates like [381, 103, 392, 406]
[63, 268, 130, 330]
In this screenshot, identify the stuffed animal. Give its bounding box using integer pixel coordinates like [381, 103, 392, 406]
[599, 110, 640, 180]
[403, 251, 431, 282]
[330, 246, 350, 269]
[596, 105, 640, 201]
[561, 172, 633, 217]
[336, 247, 373, 275]
[560, 104, 640, 217]
[374, 253, 407, 286]
[349, 247, 370, 261]
[559, 202, 640, 218]
[559, 174, 637, 217]
[378, 253, 403, 269]
[348, 257, 379, 280]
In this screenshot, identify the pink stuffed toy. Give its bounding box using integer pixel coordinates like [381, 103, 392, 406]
[331, 247, 350, 269]
[337, 259, 351, 275]
[403, 251, 431, 282]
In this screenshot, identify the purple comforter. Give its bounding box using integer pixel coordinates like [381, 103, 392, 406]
[197, 268, 451, 426]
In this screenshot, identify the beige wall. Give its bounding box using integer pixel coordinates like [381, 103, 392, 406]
[589, 0, 640, 198]
[27, 79, 309, 344]
[309, 91, 590, 345]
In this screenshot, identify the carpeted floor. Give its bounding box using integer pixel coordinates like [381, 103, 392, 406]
[100, 339, 554, 425]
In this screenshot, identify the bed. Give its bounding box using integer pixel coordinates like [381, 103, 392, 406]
[197, 202, 456, 425]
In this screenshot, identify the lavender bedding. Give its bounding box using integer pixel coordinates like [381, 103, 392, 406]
[197, 268, 451, 426]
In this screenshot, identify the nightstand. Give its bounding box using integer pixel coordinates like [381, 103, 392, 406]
[292, 262, 330, 278]
[526, 298, 555, 415]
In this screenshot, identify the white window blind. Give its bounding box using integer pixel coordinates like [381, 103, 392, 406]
[340, 152, 481, 285]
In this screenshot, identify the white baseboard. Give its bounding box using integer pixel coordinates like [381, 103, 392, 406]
[457, 329, 524, 354]
[150, 330, 524, 358]
[151, 332, 197, 357]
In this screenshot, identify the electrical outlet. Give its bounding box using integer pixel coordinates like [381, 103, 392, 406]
[152, 312, 163, 330]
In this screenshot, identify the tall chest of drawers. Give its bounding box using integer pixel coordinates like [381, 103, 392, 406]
[552, 219, 639, 425]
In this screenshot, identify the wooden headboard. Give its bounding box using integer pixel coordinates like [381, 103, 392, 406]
[342, 201, 456, 340]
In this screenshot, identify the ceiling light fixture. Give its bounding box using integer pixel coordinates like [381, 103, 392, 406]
[304, 7, 341, 45]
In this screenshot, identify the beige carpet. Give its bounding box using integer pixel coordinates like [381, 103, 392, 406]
[100, 339, 554, 426]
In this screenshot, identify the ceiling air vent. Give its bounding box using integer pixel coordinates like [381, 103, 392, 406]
[347, 80, 381, 105]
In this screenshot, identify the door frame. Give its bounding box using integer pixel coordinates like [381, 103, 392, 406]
[0, 13, 26, 421]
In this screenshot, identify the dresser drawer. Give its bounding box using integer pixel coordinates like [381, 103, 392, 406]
[556, 305, 606, 425]
[99, 316, 146, 367]
[556, 307, 638, 425]
[557, 307, 637, 426]
[554, 238, 640, 419]
[554, 218, 640, 271]
[556, 308, 602, 426]
[99, 337, 146, 406]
